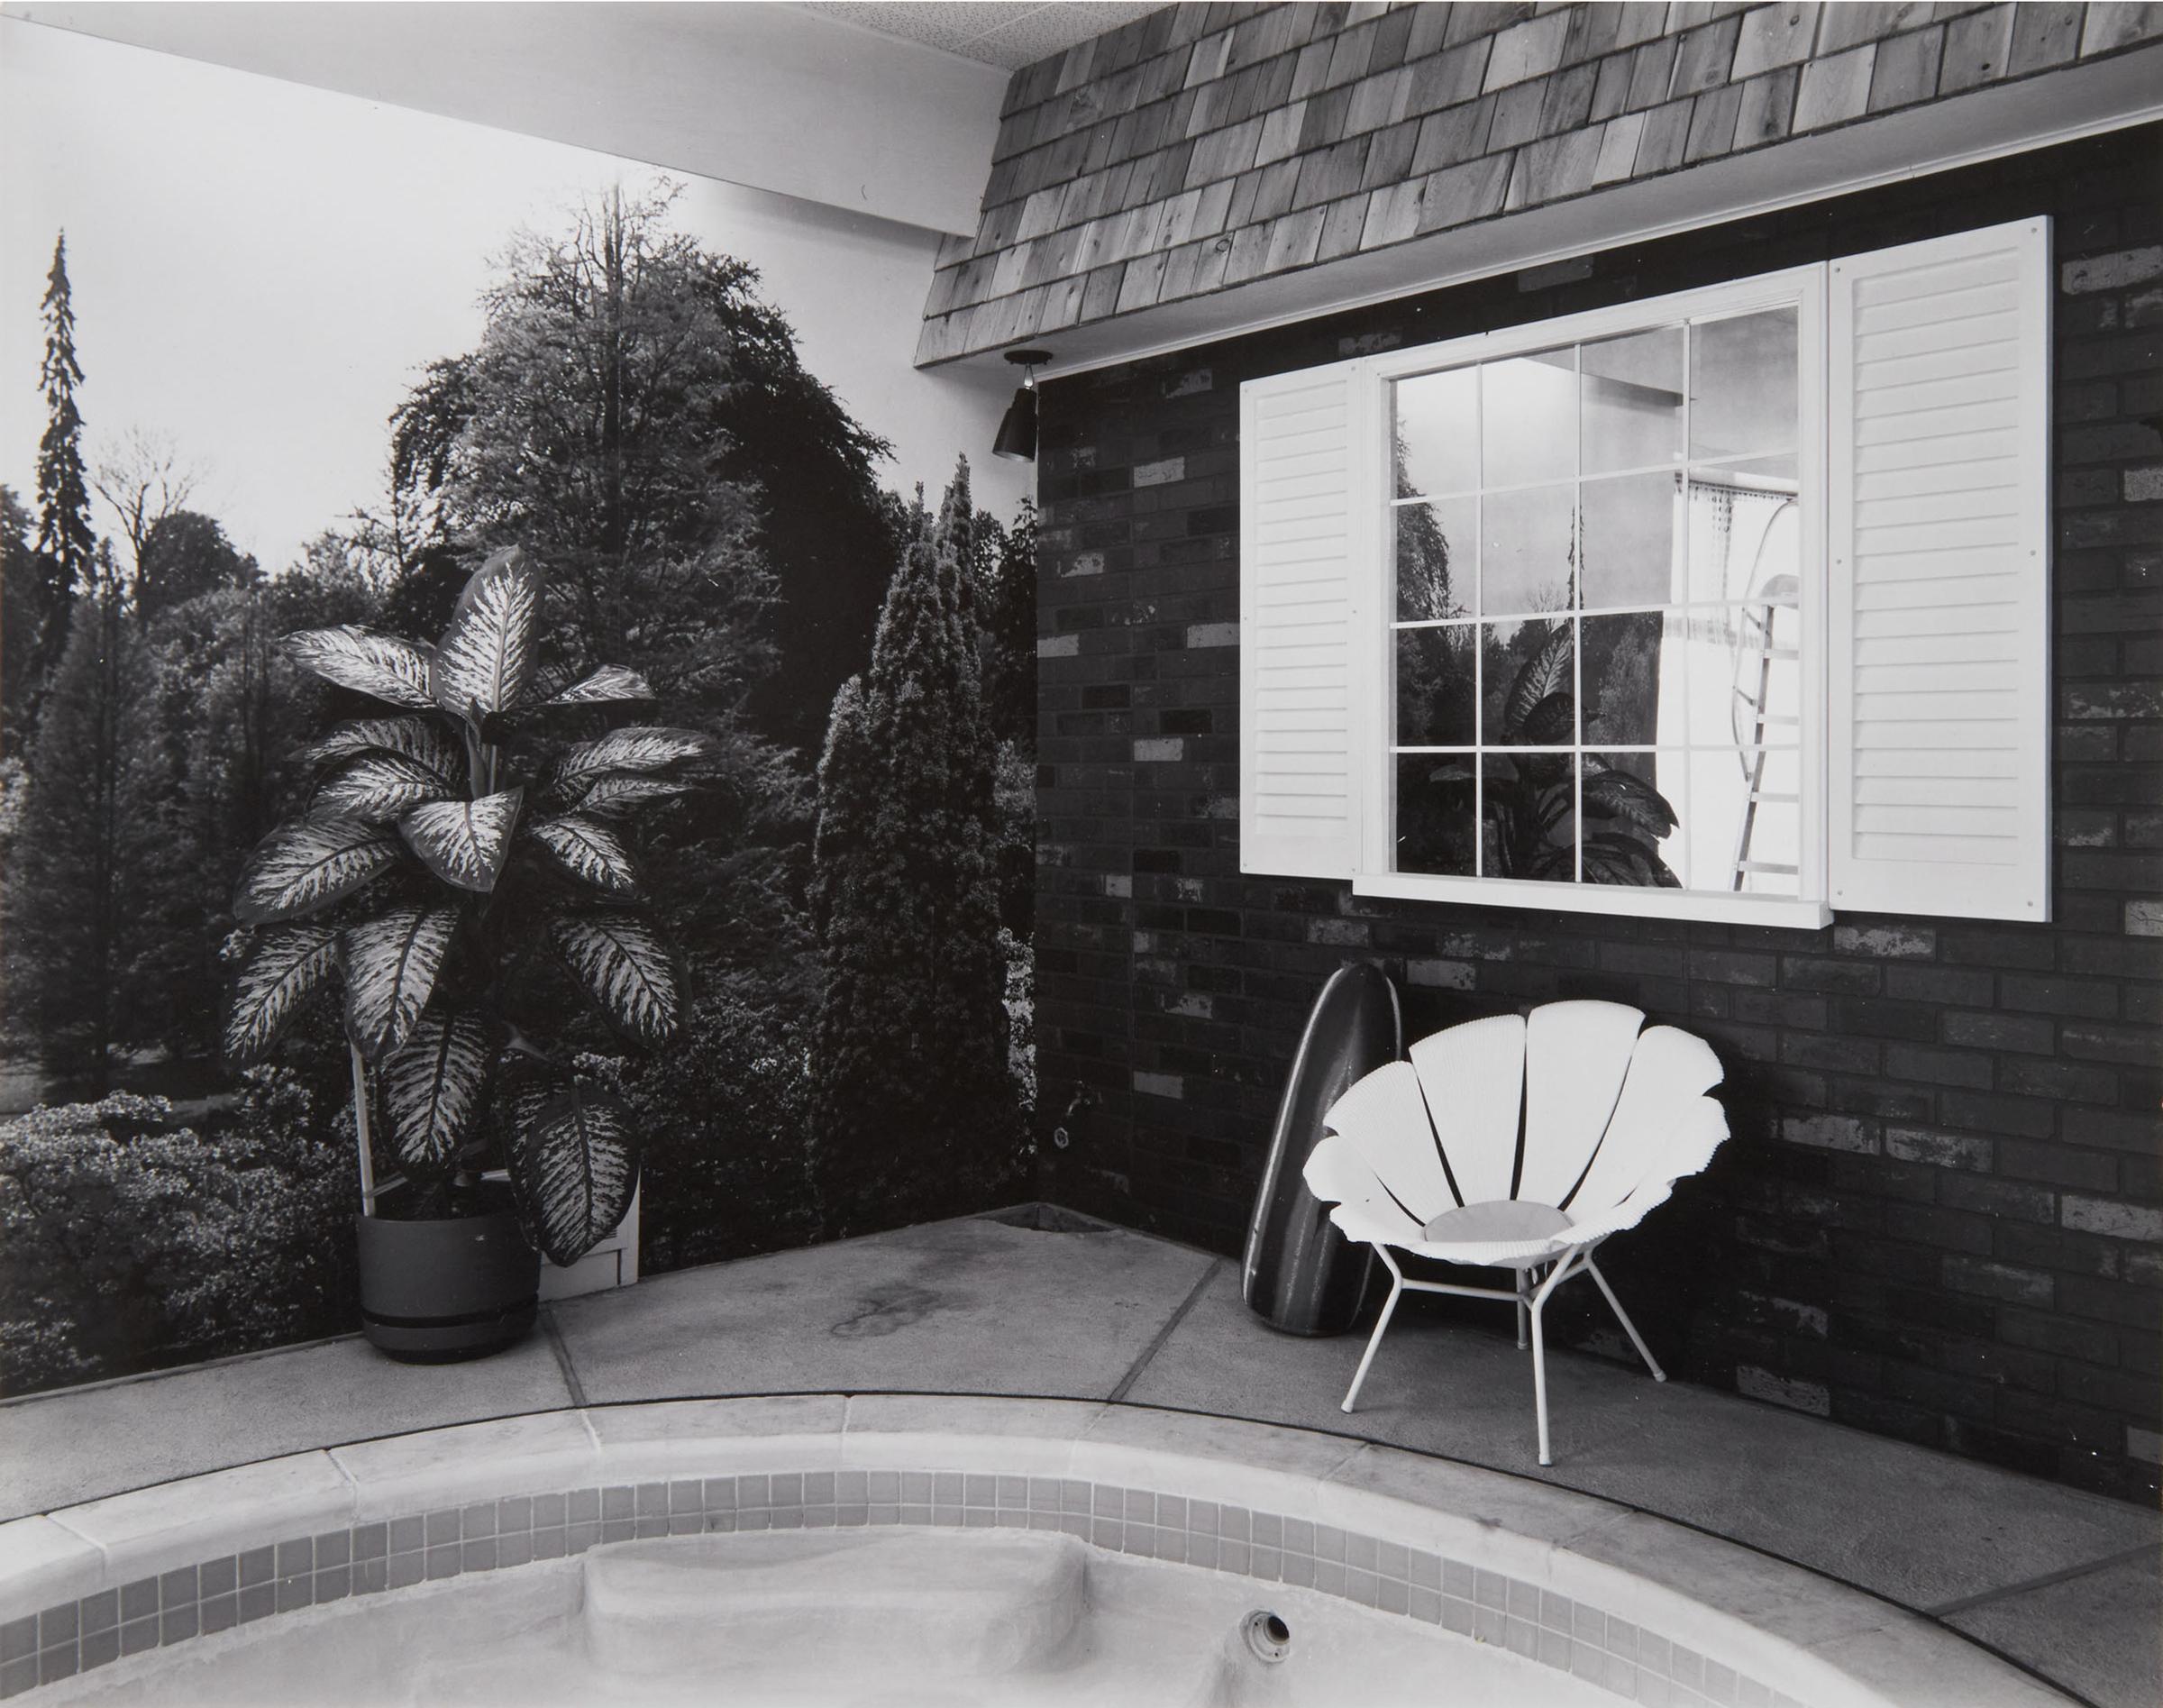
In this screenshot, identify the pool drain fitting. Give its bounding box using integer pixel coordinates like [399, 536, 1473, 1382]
[1242, 1610, 1291, 1664]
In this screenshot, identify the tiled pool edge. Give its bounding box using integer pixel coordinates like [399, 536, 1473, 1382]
[0, 1396, 2074, 1708]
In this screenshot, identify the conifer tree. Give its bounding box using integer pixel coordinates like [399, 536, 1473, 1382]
[808, 460, 1018, 1235]
[25, 236, 94, 723]
[6, 546, 138, 1092]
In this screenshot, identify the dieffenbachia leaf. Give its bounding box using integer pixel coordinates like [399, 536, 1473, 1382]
[300, 717, 465, 786]
[342, 905, 460, 1059]
[1504, 624, 1574, 739]
[552, 912, 679, 1046]
[434, 546, 541, 718]
[576, 774, 692, 818]
[508, 1078, 640, 1267]
[223, 925, 339, 1064]
[233, 817, 401, 924]
[398, 789, 524, 892]
[542, 664, 653, 708]
[529, 814, 638, 895]
[314, 753, 457, 822]
[379, 1009, 493, 1182]
[552, 726, 710, 793]
[1583, 765, 1678, 838]
[286, 626, 434, 709]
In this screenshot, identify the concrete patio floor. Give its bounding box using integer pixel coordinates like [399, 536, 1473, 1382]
[2, 1208, 2155, 1707]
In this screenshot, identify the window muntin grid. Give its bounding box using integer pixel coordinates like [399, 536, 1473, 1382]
[1387, 306, 1804, 896]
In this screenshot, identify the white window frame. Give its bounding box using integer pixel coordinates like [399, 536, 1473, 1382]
[1341, 267, 1832, 929]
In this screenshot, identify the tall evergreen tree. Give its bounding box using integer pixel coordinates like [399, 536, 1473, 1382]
[808, 460, 1018, 1236]
[6, 546, 137, 1092]
[26, 236, 94, 719]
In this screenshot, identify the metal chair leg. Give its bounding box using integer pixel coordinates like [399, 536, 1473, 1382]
[1342, 1251, 1405, 1413]
[1528, 1253, 1588, 1466]
[1583, 1255, 1666, 1383]
[1514, 1268, 1530, 1349]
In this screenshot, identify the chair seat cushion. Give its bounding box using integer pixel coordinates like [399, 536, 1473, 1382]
[1420, 1200, 1571, 1243]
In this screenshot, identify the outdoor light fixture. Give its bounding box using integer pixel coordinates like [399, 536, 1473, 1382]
[992, 347, 1052, 461]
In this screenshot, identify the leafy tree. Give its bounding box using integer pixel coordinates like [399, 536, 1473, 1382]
[808, 461, 1020, 1236]
[136, 509, 259, 616]
[387, 183, 895, 751]
[23, 235, 94, 730]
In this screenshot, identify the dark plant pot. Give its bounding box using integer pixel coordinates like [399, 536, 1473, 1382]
[355, 1194, 541, 1364]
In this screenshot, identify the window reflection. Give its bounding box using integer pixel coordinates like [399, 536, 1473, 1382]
[1385, 302, 1804, 895]
[1394, 626, 1476, 747]
[1396, 754, 1477, 876]
[1581, 325, 1684, 475]
[1480, 618, 1573, 748]
[1394, 367, 1478, 499]
[1579, 471, 1681, 609]
[1393, 498, 1472, 620]
[1481, 486, 1574, 617]
[1482, 352, 1577, 488]
[1690, 309, 1798, 461]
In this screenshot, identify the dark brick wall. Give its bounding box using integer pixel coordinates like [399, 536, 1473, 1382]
[1030, 123, 2163, 1502]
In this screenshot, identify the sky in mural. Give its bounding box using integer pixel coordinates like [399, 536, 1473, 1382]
[0, 18, 1020, 577]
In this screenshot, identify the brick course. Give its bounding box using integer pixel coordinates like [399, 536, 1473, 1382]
[1030, 123, 2163, 1502]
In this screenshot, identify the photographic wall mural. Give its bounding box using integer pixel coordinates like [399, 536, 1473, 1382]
[0, 24, 1037, 1393]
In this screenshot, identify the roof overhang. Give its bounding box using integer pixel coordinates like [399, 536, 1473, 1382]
[954, 41, 2163, 383]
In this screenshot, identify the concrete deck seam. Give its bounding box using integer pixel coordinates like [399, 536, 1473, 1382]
[538, 1305, 589, 1410]
[1106, 1258, 1223, 1404]
[1921, 1539, 2163, 1619]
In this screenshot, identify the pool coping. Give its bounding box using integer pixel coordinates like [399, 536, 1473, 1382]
[0, 1393, 2075, 1707]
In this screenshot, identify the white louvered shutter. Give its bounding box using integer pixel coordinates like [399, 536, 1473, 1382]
[1239, 362, 1367, 879]
[1827, 219, 2051, 921]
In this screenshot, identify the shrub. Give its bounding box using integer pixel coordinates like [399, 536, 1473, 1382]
[0, 1070, 356, 1393]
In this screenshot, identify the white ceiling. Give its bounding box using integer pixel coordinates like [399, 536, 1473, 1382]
[799, 1, 1161, 70]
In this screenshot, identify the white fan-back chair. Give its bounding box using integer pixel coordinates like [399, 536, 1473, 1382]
[1301, 1000, 1728, 1465]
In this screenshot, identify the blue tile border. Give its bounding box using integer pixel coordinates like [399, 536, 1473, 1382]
[0, 1466, 1807, 1707]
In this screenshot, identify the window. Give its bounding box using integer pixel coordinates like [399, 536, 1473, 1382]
[1238, 221, 2050, 928]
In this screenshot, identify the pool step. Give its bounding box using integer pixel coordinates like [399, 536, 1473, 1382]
[580, 1528, 1089, 1677]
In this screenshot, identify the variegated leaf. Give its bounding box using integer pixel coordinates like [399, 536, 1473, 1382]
[398, 789, 524, 892]
[285, 626, 434, 709]
[223, 925, 339, 1064]
[508, 1080, 640, 1266]
[300, 716, 465, 785]
[342, 905, 460, 1059]
[313, 753, 457, 822]
[552, 726, 711, 791]
[576, 773, 692, 818]
[543, 664, 653, 708]
[379, 1010, 493, 1182]
[552, 912, 680, 1046]
[434, 547, 541, 718]
[529, 814, 638, 895]
[233, 817, 401, 924]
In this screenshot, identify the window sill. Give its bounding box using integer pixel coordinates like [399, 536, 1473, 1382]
[1351, 872, 1831, 930]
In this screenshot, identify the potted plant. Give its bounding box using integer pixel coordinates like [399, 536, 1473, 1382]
[223, 546, 706, 1360]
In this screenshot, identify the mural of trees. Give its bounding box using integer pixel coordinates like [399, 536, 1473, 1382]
[0, 187, 1040, 1390]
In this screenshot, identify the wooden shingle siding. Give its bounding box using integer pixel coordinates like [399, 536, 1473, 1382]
[918, 1, 2163, 364]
